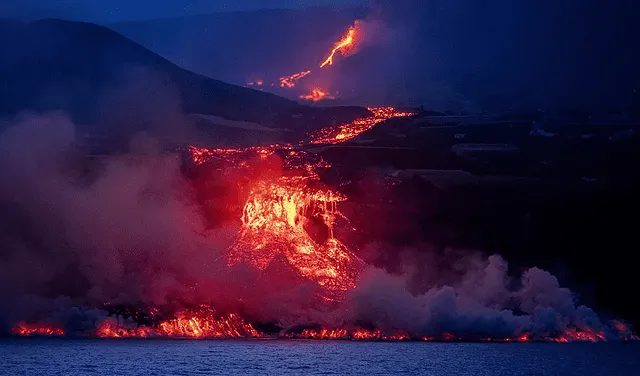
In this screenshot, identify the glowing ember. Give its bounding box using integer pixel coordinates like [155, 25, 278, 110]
[352, 329, 382, 340]
[299, 88, 335, 102]
[612, 320, 640, 341]
[280, 70, 312, 88]
[189, 145, 276, 166]
[294, 329, 349, 339]
[320, 24, 358, 68]
[246, 79, 264, 87]
[290, 329, 410, 341]
[12, 322, 64, 337]
[309, 107, 416, 144]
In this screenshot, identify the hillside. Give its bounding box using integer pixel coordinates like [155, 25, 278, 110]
[0, 19, 301, 129]
[111, 2, 640, 113]
[112, 8, 365, 86]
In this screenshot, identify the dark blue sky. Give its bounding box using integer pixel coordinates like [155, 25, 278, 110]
[2, 0, 369, 22]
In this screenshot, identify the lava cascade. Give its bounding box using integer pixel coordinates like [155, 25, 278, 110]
[87, 321, 637, 342]
[190, 143, 362, 296]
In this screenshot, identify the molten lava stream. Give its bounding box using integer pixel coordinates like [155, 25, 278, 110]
[309, 107, 416, 145]
[320, 24, 358, 68]
[189, 143, 362, 299]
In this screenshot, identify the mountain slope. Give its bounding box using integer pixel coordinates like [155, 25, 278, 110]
[111, 8, 365, 86]
[0, 19, 301, 127]
[111, 2, 640, 113]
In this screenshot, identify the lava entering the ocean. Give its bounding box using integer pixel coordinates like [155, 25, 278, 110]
[12, 322, 65, 337]
[95, 307, 261, 339]
[6, 107, 639, 344]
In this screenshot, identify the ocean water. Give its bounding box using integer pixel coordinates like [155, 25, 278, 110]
[0, 339, 638, 376]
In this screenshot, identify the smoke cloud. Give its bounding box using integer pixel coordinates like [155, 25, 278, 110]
[344, 253, 608, 339]
[0, 112, 230, 328]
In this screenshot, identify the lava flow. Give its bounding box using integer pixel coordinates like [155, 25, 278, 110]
[320, 23, 359, 68]
[280, 70, 312, 88]
[190, 143, 362, 296]
[299, 88, 335, 102]
[7, 106, 639, 343]
[187, 109, 416, 293]
[12, 322, 65, 337]
[95, 307, 261, 339]
[309, 107, 416, 144]
[266, 22, 362, 100]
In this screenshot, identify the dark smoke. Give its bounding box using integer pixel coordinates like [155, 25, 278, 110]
[345, 253, 608, 338]
[0, 112, 229, 329]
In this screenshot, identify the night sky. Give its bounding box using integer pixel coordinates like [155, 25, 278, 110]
[1, 0, 369, 23]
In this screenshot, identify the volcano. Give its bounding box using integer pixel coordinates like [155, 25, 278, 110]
[1, 12, 639, 344]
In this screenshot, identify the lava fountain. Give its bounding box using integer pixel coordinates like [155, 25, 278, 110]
[320, 23, 359, 68]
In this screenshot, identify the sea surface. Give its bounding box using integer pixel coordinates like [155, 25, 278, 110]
[0, 339, 638, 376]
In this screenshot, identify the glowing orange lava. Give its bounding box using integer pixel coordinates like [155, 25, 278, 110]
[189, 145, 276, 166]
[299, 88, 335, 102]
[95, 321, 155, 338]
[288, 329, 410, 341]
[280, 70, 312, 88]
[189, 144, 362, 296]
[13, 316, 635, 342]
[246, 80, 264, 87]
[188, 108, 413, 295]
[12, 322, 64, 337]
[95, 307, 261, 339]
[320, 24, 358, 68]
[272, 21, 361, 100]
[309, 107, 416, 144]
[552, 328, 607, 343]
